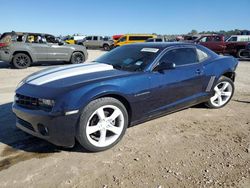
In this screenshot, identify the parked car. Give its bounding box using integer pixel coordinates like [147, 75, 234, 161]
[114, 34, 156, 47]
[182, 35, 201, 42]
[13, 43, 238, 151]
[0, 32, 88, 69]
[146, 37, 167, 42]
[226, 35, 250, 42]
[82, 36, 114, 51]
[112, 34, 123, 43]
[196, 34, 249, 57]
[63, 35, 86, 45]
[240, 30, 250, 35]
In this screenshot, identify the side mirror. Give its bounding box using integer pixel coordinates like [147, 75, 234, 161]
[154, 62, 176, 72]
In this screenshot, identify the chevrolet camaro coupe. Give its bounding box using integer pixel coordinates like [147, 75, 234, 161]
[13, 43, 238, 152]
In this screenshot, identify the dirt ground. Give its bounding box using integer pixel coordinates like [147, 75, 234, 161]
[0, 50, 249, 188]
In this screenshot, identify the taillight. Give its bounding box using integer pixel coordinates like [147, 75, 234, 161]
[0, 43, 8, 47]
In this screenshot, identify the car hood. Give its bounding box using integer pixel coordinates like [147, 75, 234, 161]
[22, 62, 133, 88]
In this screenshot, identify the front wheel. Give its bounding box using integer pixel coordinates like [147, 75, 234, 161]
[103, 44, 110, 51]
[77, 97, 128, 152]
[70, 52, 85, 64]
[206, 76, 234, 109]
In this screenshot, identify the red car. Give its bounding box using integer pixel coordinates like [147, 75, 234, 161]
[196, 34, 249, 57]
[112, 35, 123, 41]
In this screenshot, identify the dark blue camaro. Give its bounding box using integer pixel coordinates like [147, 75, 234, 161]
[13, 43, 238, 151]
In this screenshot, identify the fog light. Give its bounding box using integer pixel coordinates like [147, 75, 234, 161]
[37, 123, 49, 136]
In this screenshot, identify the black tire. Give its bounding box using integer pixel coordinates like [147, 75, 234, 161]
[76, 97, 128, 152]
[70, 52, 85, 64]
[237, 49, 250, 59]
[12, 53, 31, 69]
[103, 44, 110, 51]
[205, 76, 234, 109]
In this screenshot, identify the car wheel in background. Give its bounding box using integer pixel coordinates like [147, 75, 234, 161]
[237, 49, 250, 59]
[12, 53, 31, 69]
[70, 52, 85, 64]
[103, 44, 110, 51]
[206, 76, 234, 109]
[77, 97, 128, 152]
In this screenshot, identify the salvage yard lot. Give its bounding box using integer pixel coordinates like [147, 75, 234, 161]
[0, 50, 249, 187]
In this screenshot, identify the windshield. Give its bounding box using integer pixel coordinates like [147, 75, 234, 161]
[95, 45, 161, 72]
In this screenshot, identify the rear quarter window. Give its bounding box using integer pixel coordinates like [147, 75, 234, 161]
[0, 34, 12, 43]
[197, 48, 209, 62]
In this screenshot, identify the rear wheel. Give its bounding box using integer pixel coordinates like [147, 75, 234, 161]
[12, 53, 31, 69]
[77, 97, 128, 152]
[70, 52, 85, 64]
[206, 76, 234, 109]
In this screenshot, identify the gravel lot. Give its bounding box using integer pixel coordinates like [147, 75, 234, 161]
[0, 50, 249, 188]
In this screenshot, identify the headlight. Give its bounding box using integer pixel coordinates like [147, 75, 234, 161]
[38, 99, 55, 109]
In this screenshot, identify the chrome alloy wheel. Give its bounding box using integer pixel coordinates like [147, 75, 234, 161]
[210, 81, 233, 107]
[86, 105, 125, 147]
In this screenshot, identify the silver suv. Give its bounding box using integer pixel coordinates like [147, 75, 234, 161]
[82, 36, 114, 51]
[0, 32, 88, 69]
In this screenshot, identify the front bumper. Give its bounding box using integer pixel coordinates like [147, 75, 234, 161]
[12, 103, 79, 147]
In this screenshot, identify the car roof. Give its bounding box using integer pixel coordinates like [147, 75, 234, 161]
[3, 31, 52, 36]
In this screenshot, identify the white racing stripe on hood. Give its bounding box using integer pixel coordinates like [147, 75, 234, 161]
[26, 62, 96, 83]
[28, 63, 114, 86]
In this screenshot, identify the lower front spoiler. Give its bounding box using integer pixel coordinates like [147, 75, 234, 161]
[12, 104, 80, 147]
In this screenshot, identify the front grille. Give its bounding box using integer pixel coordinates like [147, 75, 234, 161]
[15, 94, 39, 110]
[15, 94, 53, 112]
[17, 117, 35, 131]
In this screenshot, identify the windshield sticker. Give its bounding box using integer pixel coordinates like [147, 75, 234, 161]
[141, 48, 159, 53]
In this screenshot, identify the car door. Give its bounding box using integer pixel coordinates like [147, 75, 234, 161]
[26, 34, 49, 61]
[91, 36, 99, 48]
[45, 35, 70, 61]
[84, 36, 92, 48]
[146, 47, 205, 114]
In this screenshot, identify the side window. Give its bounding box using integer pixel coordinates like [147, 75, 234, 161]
[196, 48, 209, 62]
[227, 37, 237, 42]
[17, 35, 24, 42]
[118, 36, 127, 42]
[160, 48, 199, 66]
[200, 37, 212, 42]
[46, 35, 57, 43]
[26, 35, 35, 43]
[26, 35, 45, 43]
[86, 36, 92, 40]
[213, 36, 221, 42]
[146, 38, 154, 42]
[156, 38, 162, 42]
[93, 36, 98, 40]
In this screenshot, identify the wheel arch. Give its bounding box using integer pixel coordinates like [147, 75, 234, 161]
[12, 51, 34, 62]
[103, 43, 109, 47]
[222, 71, 236, 82]
[70, 51, 86, 62]
[95, 93, 132, 126]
